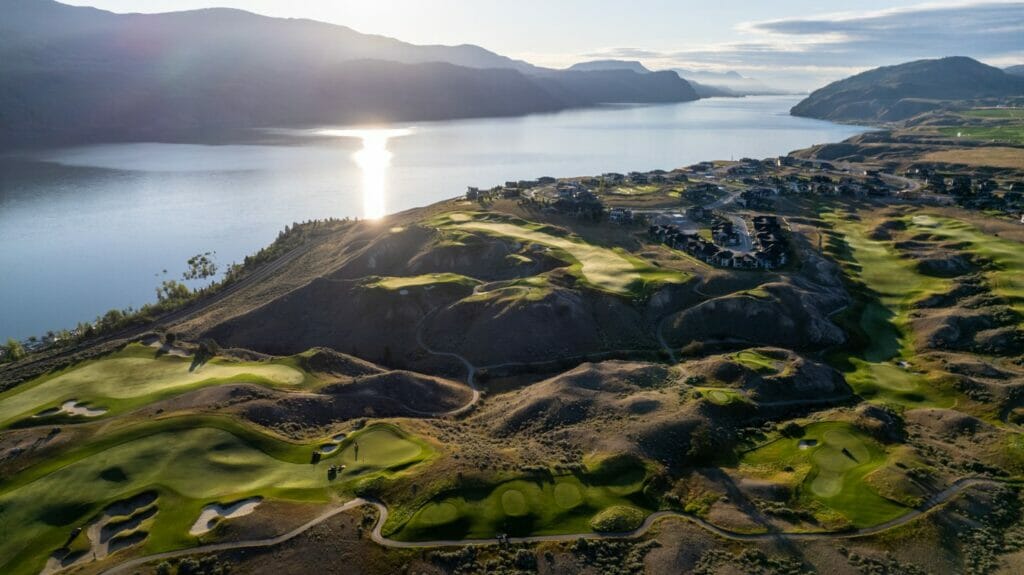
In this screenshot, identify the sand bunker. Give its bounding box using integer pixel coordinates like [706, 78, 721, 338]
[42, 492, 157, 575]
[145, 338, 190, 358]
[798, 439, 818, 449]
[319, 443, 340, 454]
[35, 400, 107, 418]
[189, 497, 263, 536]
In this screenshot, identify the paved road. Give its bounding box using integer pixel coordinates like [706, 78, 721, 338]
[100, 477, 1016, 574]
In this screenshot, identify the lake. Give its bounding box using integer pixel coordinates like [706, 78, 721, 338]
[0, 96, 868, 340]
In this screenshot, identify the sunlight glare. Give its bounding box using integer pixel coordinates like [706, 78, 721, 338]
[318, 128, 412, 220]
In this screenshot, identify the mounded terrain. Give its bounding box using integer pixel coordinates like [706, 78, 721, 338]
[2, 158, 1024, 575]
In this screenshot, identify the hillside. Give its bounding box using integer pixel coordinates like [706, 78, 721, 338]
[791, 56, 1024, 122]
[2, 161, 1024, 574]
[0, 0, 698, 148]
[1007, 65, 1024, 77]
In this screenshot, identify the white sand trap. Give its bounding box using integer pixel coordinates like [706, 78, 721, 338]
[190, 497, 263, 536]
[332, 433, 347, 441]
[319, 443, 340, 454]
[146, 339, 190, 358]
[798, 439, 818, 450]
[35, 400, 107, 418]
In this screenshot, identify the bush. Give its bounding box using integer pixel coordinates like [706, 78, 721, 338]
[589, 505, 646, 532]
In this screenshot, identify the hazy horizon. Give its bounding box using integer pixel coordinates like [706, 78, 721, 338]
[60, 0, 1024, 90]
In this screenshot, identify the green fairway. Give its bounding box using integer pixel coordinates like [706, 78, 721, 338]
[906, 214, 1024, 319]
[822, 213, 953, 407]
[741, 422, 907, 527]
[389, 456, 652, 540]
[0, 422, 428, 575]
[436, 212, 688, 295]
[939, 125, 1024, 145]
[0, 344, 308, 427]
[367, 273, 481, 291]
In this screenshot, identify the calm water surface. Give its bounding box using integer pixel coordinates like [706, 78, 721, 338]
[0, 96, 868, 339]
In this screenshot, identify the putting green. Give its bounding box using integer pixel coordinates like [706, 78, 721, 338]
[741, 422, 907, 527]
[0, 421, 429, 575]
[390, 459, 651, 540]
[696, 387, 745, 406]
[0, 345, 307, 427]
[331, 425, 426, 474]
[417, 502, 459, 526]
[439, 212, 687, 295]
[553, 483, 584, 509]
[500, 490, 530, 516]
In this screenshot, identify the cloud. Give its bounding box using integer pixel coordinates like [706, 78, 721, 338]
[580, 1, 1024, 89]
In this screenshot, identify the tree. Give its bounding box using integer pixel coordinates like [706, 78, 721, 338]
[3, 338, 26, 362]
[156, 280, 192, 305]
[183, 252, 218, 281]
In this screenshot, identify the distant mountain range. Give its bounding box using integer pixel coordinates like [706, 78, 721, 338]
[1006, 65, 1024, 77]
[0, 0, 698, 148]
[565, 59, 788, 97]
[791, 56, 1024, 122]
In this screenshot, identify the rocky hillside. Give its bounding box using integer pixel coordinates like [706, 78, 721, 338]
[791, 57, 1024, 122]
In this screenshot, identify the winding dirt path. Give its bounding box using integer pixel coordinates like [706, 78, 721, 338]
[100, 477, 1016, 574]
[413, 309, 480, 416]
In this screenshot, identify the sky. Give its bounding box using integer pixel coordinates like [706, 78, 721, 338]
[62, 0, 1024, 89]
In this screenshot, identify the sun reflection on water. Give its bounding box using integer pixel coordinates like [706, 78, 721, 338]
[318, 128, 412, 219]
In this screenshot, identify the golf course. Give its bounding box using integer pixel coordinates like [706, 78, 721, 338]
[741, 422, 908, 527]
[0, 418, 431, 575]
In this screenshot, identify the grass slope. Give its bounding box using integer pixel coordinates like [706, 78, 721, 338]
[435, 212, 687, 295]
[906, 214, 1024, 320]
[0, 344, 309, 428]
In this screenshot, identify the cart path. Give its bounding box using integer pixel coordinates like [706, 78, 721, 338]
[100, 476, 1016, 574]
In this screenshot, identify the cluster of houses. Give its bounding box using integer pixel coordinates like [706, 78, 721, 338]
[648, 214, 788, 270]
[600, 170, 690, 186]
[752, 216, 788, 268]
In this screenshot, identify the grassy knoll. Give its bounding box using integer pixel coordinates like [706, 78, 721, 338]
[0, 422, 427, 575]
[435, 212, 688, 296]
[388, 456, 652, 540]
[822, 213, 954, 407]
[905, 214, 1024, 319]
[367, 273, 481, 291]
[732, 350, 783, 375]
[0, 344, 310, 428]
[740, 422, 908, 527]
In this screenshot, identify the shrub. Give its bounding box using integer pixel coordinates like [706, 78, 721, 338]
[589, 505, 646, 532]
